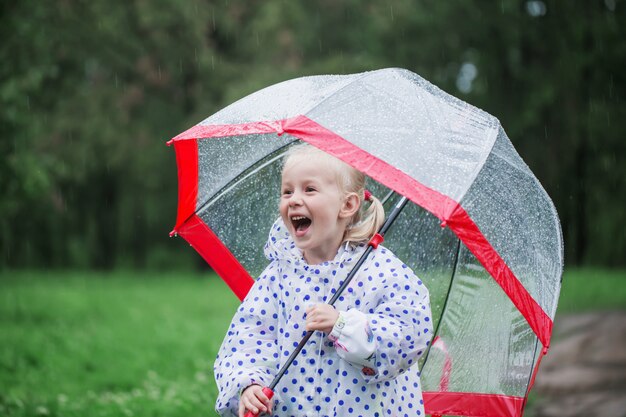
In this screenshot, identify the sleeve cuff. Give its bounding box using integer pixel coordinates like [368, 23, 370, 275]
[328, 311, 347, 341]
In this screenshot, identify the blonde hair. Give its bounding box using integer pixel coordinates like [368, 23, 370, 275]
[282, 143, 385, 245]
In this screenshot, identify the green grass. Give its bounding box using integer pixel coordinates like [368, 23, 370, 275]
[0, 268, 625, 417]
[556, 268, 626, 314]
[0, 270, 240, 417]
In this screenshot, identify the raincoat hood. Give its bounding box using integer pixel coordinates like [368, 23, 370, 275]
[263, 217, 365, 273]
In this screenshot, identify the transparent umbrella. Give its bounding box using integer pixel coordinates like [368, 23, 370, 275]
[168, 68, 563, 417]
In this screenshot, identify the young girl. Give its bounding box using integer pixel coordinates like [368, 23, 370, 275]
[214, 144, 432, 417]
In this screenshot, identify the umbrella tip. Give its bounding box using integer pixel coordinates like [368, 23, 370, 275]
[169, 230, 177, 237]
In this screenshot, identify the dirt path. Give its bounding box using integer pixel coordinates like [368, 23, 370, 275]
[531, 311, 626, 417]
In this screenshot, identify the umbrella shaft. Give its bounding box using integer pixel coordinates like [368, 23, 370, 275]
[327, 246, 374, 306]
[328, 196, 408, 305]
[269, 330, 314, 391]
[380, 196, 409, 235]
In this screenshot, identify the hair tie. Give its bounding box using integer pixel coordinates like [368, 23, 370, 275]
[364, 189, 373, 202]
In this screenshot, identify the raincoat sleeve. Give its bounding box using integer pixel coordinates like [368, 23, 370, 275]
[214, 264, 281, 417]
[328, 252, 432, 384]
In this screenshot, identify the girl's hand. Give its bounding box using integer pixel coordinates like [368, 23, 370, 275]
[306, 304, 339, 334]
[239, 384, 272, 417]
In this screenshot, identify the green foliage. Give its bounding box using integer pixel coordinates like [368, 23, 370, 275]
[0, 0, 227, 269]
[0, 1, 625, 268]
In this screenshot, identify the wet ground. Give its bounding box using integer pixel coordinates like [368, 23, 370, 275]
[531, 311, 626, 417]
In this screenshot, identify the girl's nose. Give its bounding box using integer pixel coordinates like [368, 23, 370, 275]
[289, 193, 303, 207]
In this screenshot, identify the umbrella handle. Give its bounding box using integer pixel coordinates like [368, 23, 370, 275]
[243, 387, 274, 417]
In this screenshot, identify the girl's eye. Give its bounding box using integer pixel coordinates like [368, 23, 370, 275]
[282, 189, 293, 196]
[305, 186, 317, 192]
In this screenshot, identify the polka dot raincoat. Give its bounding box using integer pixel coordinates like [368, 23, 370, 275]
[214, 219, 433, 417]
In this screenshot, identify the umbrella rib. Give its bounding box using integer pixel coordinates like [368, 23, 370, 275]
[194, 142, 294, 218]
[300, 71, 373, 118]
[458, 120, 500, 202]
[522, 336, 541, 405]
[420, 236, 462, 374]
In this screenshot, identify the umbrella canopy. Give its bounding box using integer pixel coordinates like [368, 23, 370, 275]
[168, 68, 563, 417]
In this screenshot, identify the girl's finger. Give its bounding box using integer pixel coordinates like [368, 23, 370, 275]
[257, 390, 271, 405]
[249, 395, 267, 413]
[242, 397, 259, 414]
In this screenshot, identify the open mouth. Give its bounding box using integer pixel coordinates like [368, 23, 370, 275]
[291, 216, 312, 236]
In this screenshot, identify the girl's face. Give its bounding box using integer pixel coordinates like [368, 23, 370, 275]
[280, 157, 356, 265]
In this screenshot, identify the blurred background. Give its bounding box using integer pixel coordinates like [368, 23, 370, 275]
[2, 0, 625, 271]
[1, 1, 624, 417]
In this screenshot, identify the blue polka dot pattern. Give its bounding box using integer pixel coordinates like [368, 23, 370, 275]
[214, 218, 432, 417]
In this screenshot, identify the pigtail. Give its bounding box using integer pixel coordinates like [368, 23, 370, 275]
[344, 192, 385, 245]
